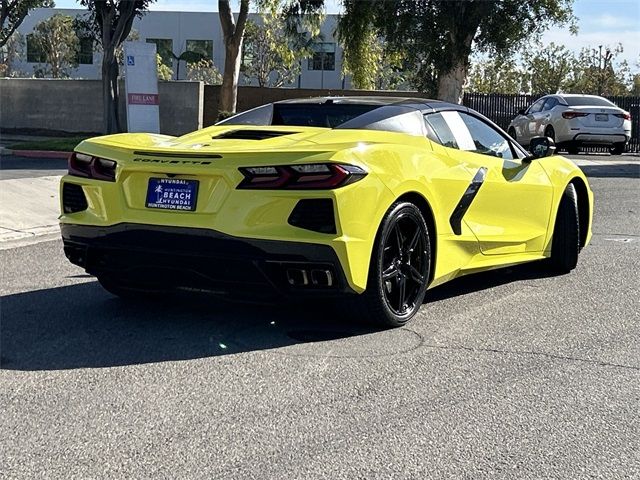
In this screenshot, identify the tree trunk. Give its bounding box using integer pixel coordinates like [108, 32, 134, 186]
[437, 60, 468, 104]
[101, 51, 120, 134]
[219, 40, 242, 113]
[218, 0, 249, 115]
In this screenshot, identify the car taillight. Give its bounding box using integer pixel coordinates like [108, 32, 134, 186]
[238, 163, 367, 190]
[562, 111, 589, 119]
[68, 152, 117, 181]
[614, 112, 631, 121]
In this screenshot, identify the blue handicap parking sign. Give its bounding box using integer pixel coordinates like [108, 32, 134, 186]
[126, 55, 135, 66]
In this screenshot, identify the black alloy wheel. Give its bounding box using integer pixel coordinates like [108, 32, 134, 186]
[381, 212, 429, 317]
[349, 202, 431, 327]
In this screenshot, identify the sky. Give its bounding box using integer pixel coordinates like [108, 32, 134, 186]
[54, 0, 640, 67]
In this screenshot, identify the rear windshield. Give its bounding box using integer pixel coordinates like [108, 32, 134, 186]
[272, 103, 380, 128]
[563, 96, 616, 107]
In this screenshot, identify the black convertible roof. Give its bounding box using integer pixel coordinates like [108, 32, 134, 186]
[218, 95, 474, 135]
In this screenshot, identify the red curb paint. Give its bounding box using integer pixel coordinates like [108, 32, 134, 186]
[9, 150, 71, 159]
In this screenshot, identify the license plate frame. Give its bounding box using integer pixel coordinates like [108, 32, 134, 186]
[146, 178, 199, 211]
[595, 113, 608, 122]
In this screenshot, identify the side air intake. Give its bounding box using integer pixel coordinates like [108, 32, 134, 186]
[288, 199, 336, 234]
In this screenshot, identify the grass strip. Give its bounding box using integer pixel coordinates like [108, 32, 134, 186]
[8, 137, 90, 152]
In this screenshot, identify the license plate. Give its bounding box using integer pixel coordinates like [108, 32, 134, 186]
[595, 114, 608, 122]
[146, 178, 198, 211]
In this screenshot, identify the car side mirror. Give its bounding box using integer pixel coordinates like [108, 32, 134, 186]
[518, 109, 526, 115]
[524, 136, 556, 162]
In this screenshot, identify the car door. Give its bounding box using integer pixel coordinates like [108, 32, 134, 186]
[427, 110, 554, 255]
[539, 97, 559, 134]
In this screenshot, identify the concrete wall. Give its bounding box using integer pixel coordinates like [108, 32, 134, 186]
[0, 79, 203, 136]
[203, 86, 426, 125]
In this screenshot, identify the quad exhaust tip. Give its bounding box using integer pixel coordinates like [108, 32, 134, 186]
[286, 268, 333, 287]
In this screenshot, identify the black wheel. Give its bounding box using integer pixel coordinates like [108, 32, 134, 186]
[610, 142, 625, 155]
[98, 275, 165, 300]
[544, 125, 555, 142]
[350, 202, 431, 327]
[508, 127, 517, 142]
[548, 183, 580, 273]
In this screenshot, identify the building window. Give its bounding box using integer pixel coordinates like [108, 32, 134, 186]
[26, 34, 46, 63]
[146, 38, 173, 67]
[76, 37, 93, 65]
[185, 39, 213, 62]
[308, 42, 335, 71]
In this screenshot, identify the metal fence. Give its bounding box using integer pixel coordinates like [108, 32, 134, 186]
[462, 93, 640, 153]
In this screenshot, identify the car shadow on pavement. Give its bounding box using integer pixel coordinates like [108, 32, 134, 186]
[0, 281, 381, 371]
[579, 163, 640, 179]
[1, 262, 555, 371]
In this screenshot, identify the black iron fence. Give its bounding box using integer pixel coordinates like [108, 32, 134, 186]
[462, 93, 640, 153]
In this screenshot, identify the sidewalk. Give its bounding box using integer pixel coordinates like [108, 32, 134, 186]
[0, 175, 61, 247]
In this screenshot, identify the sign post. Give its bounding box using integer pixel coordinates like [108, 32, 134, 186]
[123, 42, 160, 133]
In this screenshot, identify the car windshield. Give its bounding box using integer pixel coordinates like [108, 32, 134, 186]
[563, 96, 617, 107]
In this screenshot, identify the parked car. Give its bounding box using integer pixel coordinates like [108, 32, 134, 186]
[60, 97, 593, 327]
[508, 94, 632, 154]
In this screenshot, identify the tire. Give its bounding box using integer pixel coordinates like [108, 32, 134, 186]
[98, 275, 165, 300]
[548, 183, 580, 273]
[544, 125, 555, 142]
[610, 142, 625, 155]
[508, 127, 517, 142]
[348, 202, 431, 327]
[566, 143, 580, 155]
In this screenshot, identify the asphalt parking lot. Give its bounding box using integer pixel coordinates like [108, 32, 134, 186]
[1, 154, 639, 479]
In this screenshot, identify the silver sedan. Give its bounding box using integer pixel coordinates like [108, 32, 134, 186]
[508, 94, 632, 154]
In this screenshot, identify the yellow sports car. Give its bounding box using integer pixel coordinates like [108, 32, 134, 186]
[60, 97, 593, 327]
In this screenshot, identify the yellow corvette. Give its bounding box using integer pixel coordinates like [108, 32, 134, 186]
[60, 97, 593, 326]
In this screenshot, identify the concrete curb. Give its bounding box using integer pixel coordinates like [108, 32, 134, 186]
[2, 149, 71, 159]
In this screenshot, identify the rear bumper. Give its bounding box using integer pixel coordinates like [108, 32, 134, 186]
[61, 223, 357, 298]
[571, 132, 629, 145]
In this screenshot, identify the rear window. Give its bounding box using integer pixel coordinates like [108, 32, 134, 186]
[272, 103, 379, 128]
[563, 96, 617, 107]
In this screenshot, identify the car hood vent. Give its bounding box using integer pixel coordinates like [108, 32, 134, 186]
[212, 129, 297, 140]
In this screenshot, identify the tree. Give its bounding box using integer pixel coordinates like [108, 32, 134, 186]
[242, 7, 317, 88]
[0, 30, 24, 76]
[30, 13, 78, 78]
[217, 0, 324, 113]
[218, 0, 249, 114]
[79, 0, 153, 134]
[338, 0, 575, 103]
[568, 44, 631, 96]
[186, 58, 222, 84]
[631, 74, 640, 96]
[0, 0, 53, 48]
[341, 31, 406, 90]
[467, 53, 524, 94]
[522, 42, 576, 94]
